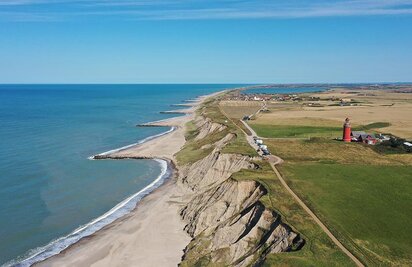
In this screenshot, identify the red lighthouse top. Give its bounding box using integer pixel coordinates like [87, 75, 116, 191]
[343, 118, 351, 142]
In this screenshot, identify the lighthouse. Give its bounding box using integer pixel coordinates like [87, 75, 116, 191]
[343, 118, 351, 142]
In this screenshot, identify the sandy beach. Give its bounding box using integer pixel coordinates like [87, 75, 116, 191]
[36, 91, 224, 267]
[37, 178, 190, 267]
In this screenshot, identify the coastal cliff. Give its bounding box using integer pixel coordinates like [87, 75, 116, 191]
[176, 107, 302, 266]
[30, 92, 303, 267]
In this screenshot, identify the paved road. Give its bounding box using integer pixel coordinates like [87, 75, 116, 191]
[220, 105, 364, 267]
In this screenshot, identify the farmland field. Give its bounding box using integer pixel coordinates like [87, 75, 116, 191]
[265, 137, 412, 265]
[279, 163, 412, 266]
[219, 90, 412, 265]
[249, 124, 342, 138]
[248, 120, 391, 139]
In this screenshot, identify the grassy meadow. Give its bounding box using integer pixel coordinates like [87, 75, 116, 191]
[279, 163, 412, 266]
[248, 120, 391, 139]
[265, 137, 412, 265]
[249, 124, 342, 138]
[220, 97, 412, 265]
[232, 162, 355, 267]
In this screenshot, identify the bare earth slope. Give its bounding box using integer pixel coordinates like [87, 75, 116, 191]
[176, 109, 302, 266]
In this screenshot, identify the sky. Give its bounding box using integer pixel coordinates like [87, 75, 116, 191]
[0, 0, 412, 83]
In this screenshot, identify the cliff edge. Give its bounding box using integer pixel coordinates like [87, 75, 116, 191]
[175, 104, 303, 266]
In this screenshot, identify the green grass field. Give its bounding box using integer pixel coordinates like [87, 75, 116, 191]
[262, 136, 412, 265]
[279, 163, 412, 266]
[218, 98, 411, 266]
[232, 162, 354, 267]
[248, 121, 391, 139]
[249, 124, 342, 138]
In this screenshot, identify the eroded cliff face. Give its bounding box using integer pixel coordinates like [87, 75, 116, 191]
[180, 150, 255, 191]
[177, 117, 302, 267]
[194, 116, 227, 141]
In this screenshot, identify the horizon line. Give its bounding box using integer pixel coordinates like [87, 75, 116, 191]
[0, 82, 411, 85]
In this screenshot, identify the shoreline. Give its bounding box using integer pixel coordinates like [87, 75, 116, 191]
[14, 158, 172, 267]
[91, 126, 177, 159]
[27, 90, 226, 267]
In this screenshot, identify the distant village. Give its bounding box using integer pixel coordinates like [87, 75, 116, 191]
[225, 92, 361, 107]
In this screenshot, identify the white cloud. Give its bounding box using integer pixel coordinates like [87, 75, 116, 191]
[1, 0, 412, 21]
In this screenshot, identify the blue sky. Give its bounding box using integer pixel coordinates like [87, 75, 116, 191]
[0, 0, 412, 83]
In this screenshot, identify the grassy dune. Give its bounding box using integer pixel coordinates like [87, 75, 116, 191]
[176, 99, 256, 165]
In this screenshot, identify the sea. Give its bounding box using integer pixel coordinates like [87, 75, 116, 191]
[0, 84, 328, 266]
[0, 84, 246, 266]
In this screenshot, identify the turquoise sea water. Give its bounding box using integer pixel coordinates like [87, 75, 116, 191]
[0, 84, 243, 265]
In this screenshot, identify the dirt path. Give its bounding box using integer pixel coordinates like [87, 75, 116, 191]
[219, 105, 364, 267]
[268, 163, 364, 266]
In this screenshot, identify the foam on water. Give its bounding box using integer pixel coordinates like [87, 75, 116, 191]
[9, 123, 176, 266]
[5, 159, 171, 267]
[0, 84, 242, 266]
[88, 126, 176, 160]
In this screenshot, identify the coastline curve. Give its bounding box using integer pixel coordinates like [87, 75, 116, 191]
[5, 159, 172, 267]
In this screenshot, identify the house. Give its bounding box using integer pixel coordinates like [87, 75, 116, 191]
[351, 131, 366, 141]
[351, 131, 377, 144]
[358, 134, 377, 145]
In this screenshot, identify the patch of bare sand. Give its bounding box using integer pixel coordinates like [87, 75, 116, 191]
[37, 180, 190, 267]
[112, 115, 192, 159]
